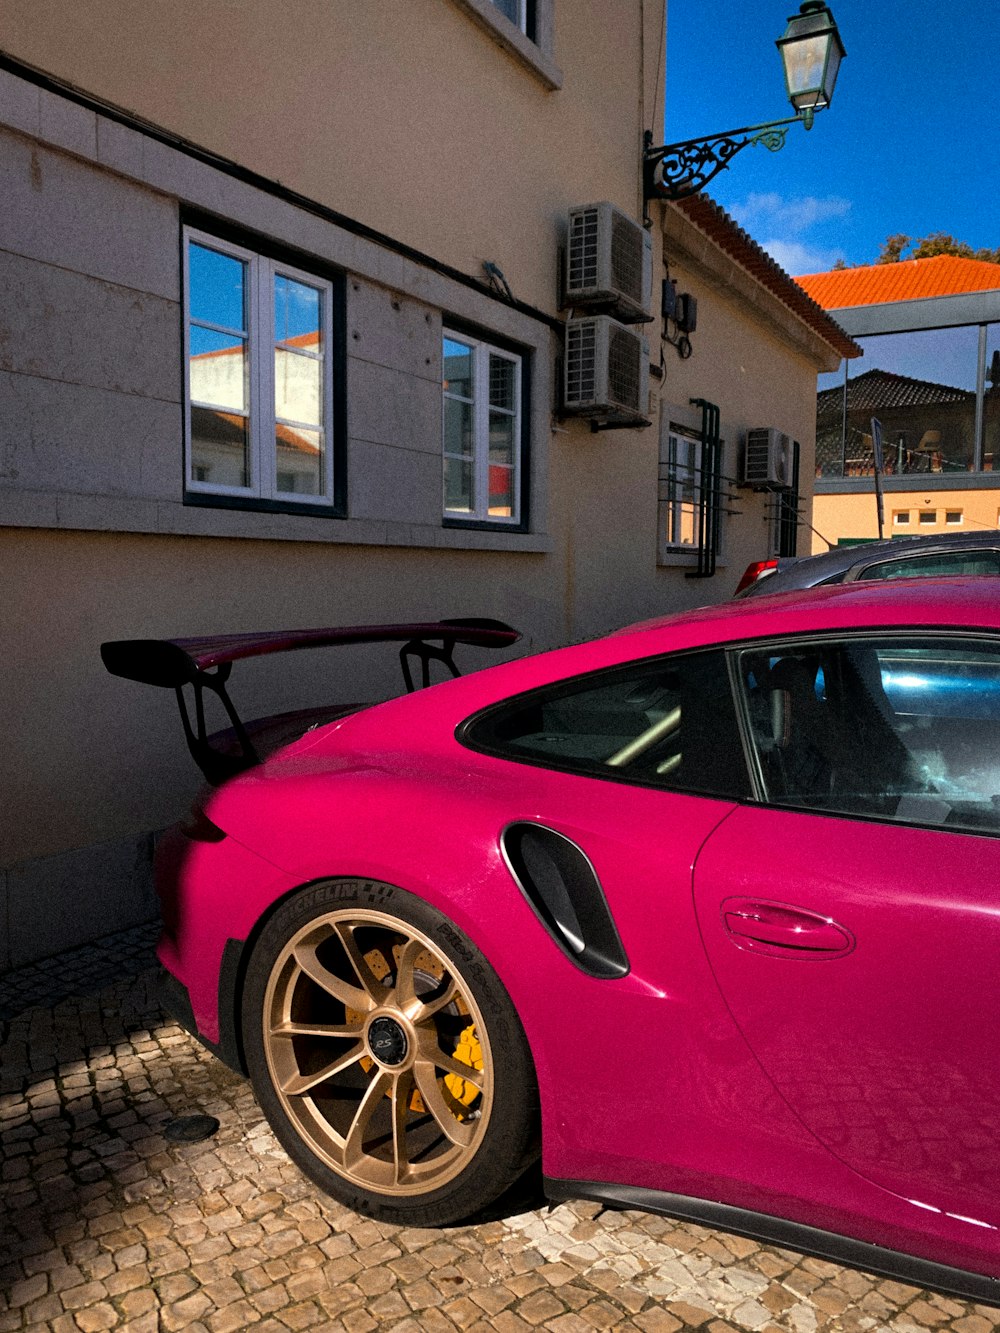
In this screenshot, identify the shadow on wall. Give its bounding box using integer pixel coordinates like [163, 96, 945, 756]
[1, 833, 159, 974]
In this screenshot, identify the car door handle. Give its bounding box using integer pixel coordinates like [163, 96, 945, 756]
[721, 898, 855, 959]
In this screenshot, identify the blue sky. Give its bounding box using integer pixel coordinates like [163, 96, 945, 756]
[662, 1, 998, 275]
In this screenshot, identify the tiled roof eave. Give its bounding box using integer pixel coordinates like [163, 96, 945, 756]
[669, 194, 861, 361]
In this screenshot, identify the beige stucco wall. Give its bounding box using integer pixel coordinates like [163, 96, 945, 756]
[812, 488, 1000, 551]
[0, 0, 663, 315]
[659, 206, 836, 589]
[0, 2, 845, 965]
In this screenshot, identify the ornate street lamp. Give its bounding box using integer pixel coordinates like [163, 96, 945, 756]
[644, 2, 846, 206]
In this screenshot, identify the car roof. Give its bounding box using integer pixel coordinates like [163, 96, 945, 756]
[264, 577, 1000, 773]
[751, 528, 1000, 593]
[621, 573, 1000, 646]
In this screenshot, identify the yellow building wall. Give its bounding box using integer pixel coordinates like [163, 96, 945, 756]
[812, 489, 1000, 551]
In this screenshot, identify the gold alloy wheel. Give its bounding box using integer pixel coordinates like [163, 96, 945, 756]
[262, 908, 494, 1196]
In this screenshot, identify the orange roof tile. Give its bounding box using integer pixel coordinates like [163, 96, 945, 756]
[796, 255, 1000, 310]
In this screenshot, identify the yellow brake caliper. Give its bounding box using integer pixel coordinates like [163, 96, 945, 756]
[350, 945, 482, 1118]
[444, 1024, 483, 1110]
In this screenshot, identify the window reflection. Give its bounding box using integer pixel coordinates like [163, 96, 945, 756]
[817, 327, 982, 478]
[985, 324, 1000, 473]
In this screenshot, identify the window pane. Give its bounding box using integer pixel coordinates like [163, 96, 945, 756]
[275, 348, 322, 426]
[190, 406, 249, 488]
[444, 456, 473, 513]
[489, 463, 514, 517]
[740, 638, 1000, 833]
[857, 550, 1000, 581]
[985, 323, 1000, 472]
[490, 0, 522, 25]
[467, 652, 750, 797]
[442, 332, 522, 523]
[489, 355, 516, 412]
[443, 339, 473, 400]
[663, 435, 699, 547]
[276, 426, 323, 496]
[189, 332, 247, 412]
[274, 274, 322, 347]
[819, 327, 980, 478]
[189, 244, 246, 332]
[489, 411, 515, 466]
[444, 397, 473, 459]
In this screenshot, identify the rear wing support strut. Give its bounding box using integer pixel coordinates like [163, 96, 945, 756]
[102, 617, 520, 785]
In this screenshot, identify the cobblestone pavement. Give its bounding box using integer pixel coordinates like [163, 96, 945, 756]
[2, 927, 999, 1333]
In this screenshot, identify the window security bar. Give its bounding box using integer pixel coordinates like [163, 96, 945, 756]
[686, 398, 722, 579]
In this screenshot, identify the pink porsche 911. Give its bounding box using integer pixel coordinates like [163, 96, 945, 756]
[103, 583, 1000, 1303]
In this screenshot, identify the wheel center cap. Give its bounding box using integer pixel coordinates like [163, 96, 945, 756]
[367, 1016, 408, 1066]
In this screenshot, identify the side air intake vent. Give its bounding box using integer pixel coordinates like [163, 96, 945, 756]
[501, 823, 629, 979]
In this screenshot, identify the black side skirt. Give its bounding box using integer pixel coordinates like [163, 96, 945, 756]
[156, 953, 247, 1076]
[543, 1178, 1000, 1305]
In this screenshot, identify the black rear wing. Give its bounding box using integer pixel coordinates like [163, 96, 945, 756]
[101, 618, 520, 785]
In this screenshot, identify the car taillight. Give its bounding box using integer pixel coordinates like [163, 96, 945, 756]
[735, 559, 779, 595]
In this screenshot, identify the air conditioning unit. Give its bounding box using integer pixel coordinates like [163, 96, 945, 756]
[563, 316, 649, 419]
[565, 202, 653, 324]
[742, 428, 793, 487]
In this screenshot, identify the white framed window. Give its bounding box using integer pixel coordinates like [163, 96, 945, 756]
[184, 227, 336, 507]
[490, 0, 529, 32]
[893, 510, 911, 526]
[659, 425, 725, 551]
[442, 331, 522, 524]
[945, 509, 963, 525]
[661, 427, 703, 550]
[449, 0, 560, 89]
[919, 509, 937, 525]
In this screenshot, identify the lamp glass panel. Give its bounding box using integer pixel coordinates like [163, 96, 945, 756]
[782, 33, 830, 105]
[821, 43, 843, 104]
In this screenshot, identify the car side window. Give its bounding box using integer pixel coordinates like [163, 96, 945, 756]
[463, 649, 750, 798]
[855, 550, 1000, 581]
[738, 636, 1000, 834]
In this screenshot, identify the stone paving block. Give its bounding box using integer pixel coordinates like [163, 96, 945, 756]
[368, 1290, 413, 1321]
[5, 935, 1000, 1333]
[278, 1301, 325, 1328]
[439, 1293, 495, 1326]
[633, 1310, 684, 1332]
[517, 1288, 567, 1324]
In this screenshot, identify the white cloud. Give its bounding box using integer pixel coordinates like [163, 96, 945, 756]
[758, 238, 846, 276]
[724, 192, 852, 274]
[728, 192, 852, 233]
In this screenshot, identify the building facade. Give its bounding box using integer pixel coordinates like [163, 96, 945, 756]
[797, 256, 1000, 549]
[0, 1, 851, 966]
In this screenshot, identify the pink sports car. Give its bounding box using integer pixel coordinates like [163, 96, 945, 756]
[105, 584, 1000, 1302]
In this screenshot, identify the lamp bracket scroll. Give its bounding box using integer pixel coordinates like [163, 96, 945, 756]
[643, 118, 800, 212]
[642, 1, 845, 221]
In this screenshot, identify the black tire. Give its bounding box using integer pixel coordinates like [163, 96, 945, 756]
[242, 877, 540, 1226]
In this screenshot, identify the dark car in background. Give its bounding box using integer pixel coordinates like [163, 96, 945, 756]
[735, 529, 1000, 598]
